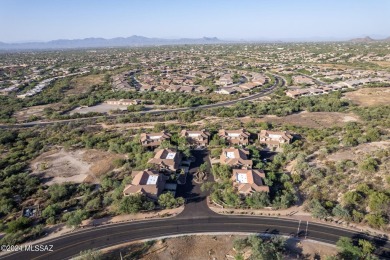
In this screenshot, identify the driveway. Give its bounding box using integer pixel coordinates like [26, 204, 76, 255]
[176, 149, 217, 218]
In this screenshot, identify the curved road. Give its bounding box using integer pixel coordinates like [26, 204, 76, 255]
[1, 150, 389, 260]
[0, 75, 283, 129]
[1, 208, 389, 259]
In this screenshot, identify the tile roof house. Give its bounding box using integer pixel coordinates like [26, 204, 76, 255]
[251, 73, 268, 85]
[148, 148, 182, 172]
[140, 131, 171, 148]
[292, 75, 315, 85]
[194, 85, 209, 93]
[123, 169, 167, 200]
[217, 74, 233, 86]
[178, 85, 194, 93]
[154, 85, 168, 91]
[166, 85, 181, 92]
[214, 87, 237, 95]
[258, 130, 293, 150]
[308, 88, 324, 95]
[218, 129, 251, 146]
[180, 129, 210, 146]
[239, 82, 259, 91]
[220, 147, 253, 169]
[285, 88, 311, 98]
[139, 84, 154, 92]
[231, 169, 269, 195]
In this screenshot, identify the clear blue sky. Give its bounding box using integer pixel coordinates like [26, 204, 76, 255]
[0, 0, 389, 42]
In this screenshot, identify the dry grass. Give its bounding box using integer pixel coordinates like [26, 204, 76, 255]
[67, 74, 105, 94]
[344, 87, 390, 107]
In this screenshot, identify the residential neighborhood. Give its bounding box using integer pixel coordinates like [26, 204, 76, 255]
[1, 39, 390, 260]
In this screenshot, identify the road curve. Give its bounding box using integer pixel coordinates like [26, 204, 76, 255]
[0, 75, 283, 129]
[1, 214, 389, 260]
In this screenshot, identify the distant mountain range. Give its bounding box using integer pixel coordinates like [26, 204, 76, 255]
[0, 35, 222, 50]
[349, 36, 390, 43]
[1, 35, 390, 50]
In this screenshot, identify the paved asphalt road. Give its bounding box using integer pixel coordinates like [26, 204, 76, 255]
[1, 150, 389, 260]
[0, 75, 283, 129]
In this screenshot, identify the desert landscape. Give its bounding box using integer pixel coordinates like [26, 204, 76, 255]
[101, 235, 336, 260]
[30, 147, 125, 185]
[344, 87, 390, 107]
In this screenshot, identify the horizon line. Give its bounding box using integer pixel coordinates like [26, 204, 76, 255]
[1, 34, 389, 44]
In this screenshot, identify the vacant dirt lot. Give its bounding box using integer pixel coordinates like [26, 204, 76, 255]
[243, 111, 360, 129]
[102, 235, 336, 259]
[100, 120, 180, 130]
[69, 103, 128, 115]
[371, 61, 390, 67]
[67, 74, 105, 95]
[328, 141, 390, 162]
[69, 104, 170, 115]
[13, 103, 58, 122]
[30, 148, 125, 185]
[344, 87, 390, 107]
[126, 112, 359, 130]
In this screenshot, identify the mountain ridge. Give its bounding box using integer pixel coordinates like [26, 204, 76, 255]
[0, 35, 223, 50]
[2, 35, 390, 50]
[349, 36, 390, 43]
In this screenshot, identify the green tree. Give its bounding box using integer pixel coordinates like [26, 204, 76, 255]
[335, 237, 378, 260]
[199, 162, 209, 173]
[211, 148, 222, 158]
[273, 190, 297, 209]
[245, 192, 270, 209]
[42, 204, 59, 219]
[359, 157, 379, 173]
[6, 217, 31, 234]
[119, 194, 143, 214]
[0, 197, 15, 215]
[368, 192, 390, 213]
[343, 191, 363, 207]
[212, 164, 232, 181]
[66, 209, 88, 228]
[359, 239, 376, 259]
[247, 235, 285, 260]
[365, 213, 387, 229]
[308, 199, 329, 219]
[76, 249, 103, 260]
[48, 183, 70, 202]
[158, 192, 184, 209]
[366, 128, 381, 142]
[85, 197, 101, 211]
[332, 204, 350, 219]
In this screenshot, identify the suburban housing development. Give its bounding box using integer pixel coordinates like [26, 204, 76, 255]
[1, 41, 390, 260]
